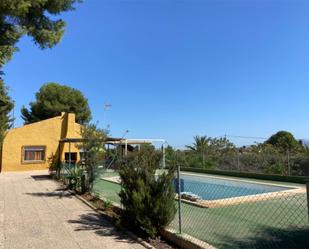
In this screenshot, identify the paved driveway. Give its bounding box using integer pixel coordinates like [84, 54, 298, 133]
[0, 171, 145, 249]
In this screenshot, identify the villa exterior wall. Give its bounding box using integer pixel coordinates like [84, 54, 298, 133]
[1, 113, 81, 172]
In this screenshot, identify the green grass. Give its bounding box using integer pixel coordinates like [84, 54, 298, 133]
[93, 179, 121, 204]
[169, 194, 308, 248]
[93, 177, 309, 249]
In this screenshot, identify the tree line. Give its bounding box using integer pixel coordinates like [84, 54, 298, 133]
[166, 131, 309, 176]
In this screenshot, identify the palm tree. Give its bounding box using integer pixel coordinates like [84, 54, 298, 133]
[186, 136, 209, 151]
[186, 136, 210, 164]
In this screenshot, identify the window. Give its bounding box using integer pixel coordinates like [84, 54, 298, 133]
[65, 152, 77, 164]
[22, 146, 46, 162]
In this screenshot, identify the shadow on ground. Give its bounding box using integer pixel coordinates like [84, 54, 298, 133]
[31, 175, 52, 181]
[216, 226, 309, 249]
[25, 187, 73, 198]
[68, 213, 138, 244]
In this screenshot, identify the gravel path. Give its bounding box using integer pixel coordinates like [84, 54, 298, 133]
[0, 170, 145, 249]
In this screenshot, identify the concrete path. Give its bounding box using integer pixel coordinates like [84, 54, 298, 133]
[0, 171, 145, 249]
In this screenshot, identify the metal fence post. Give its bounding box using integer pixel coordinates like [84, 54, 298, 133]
[237, 151, 240, 172]
[306, 180, 309, 222]
[162, 143, 166, 169]
[69, 141, 71, 168]
[177, 164, 182, 234]
[287, 150, 291, 176]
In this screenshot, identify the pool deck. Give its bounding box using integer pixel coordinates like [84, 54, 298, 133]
[179, 186, 305, 208]
[102, 176, 121, 184]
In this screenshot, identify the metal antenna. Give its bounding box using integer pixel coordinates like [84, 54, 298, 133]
[103, 103, 112, 111]
[121, 130, 129, 139]
[103, 102, 112, 128]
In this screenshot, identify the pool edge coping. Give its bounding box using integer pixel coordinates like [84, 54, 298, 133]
[181, 172, 304, 189]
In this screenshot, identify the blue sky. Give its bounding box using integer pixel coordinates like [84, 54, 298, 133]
[3, 0, 309, 147]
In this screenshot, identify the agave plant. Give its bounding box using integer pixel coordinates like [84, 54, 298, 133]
[66, 165, 85, 192]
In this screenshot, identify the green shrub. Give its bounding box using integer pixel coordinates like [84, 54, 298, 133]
[80, 123, 107, 192]
[119, 146, 176, 237]
[102, 199, 113, 210]
[66, 166, 84, 192]
[93, 191, 100, 200]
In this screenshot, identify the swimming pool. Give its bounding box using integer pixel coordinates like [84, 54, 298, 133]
[178, 173, 294, 201]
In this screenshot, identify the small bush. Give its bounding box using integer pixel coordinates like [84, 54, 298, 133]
[93, 191, 100, 200]
[102, 199, 113, 210]
[119, 146, 176, 237]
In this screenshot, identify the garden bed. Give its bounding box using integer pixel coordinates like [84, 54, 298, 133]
[78, 191, 177, 249]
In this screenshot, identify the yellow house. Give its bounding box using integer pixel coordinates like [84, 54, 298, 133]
[0, 112, 82, 172]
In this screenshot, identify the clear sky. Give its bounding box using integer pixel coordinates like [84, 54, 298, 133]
[3, 0, 309, 147]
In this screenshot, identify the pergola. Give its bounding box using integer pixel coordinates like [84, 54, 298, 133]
[59, 137, 166, 167]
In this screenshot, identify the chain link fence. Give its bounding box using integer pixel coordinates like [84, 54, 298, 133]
[92, 165, 309, 249]
[57, 139, 309, 249]
[170, 149, 309, 177]
[168, 166, 309, 249]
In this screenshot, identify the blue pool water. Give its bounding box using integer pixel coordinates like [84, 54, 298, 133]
[177, 174, 293, 201]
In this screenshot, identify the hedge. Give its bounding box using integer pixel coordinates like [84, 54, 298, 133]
[180, 167, 309, 184]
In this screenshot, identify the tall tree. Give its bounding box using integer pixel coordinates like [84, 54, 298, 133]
[186, 135, 210, 152]
[0, 0, 81, 146]
[186, 135, 211, 166]
[186, 135, 236, 168]
[265, 131, 302, 153]
[0, 0, 81, 68]
[21, 82, 91, 124]
[0, 80, 13, 144]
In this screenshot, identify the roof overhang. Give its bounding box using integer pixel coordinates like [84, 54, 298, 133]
[59, 137, 153, 145]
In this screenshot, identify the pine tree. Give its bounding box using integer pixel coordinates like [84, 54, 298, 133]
[0, 79, 13, 146]
[0, 0, 81, 68]
[21, 82, 92, 125]
[119, 146, 176, 237]
[0, 0, 81, 147]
